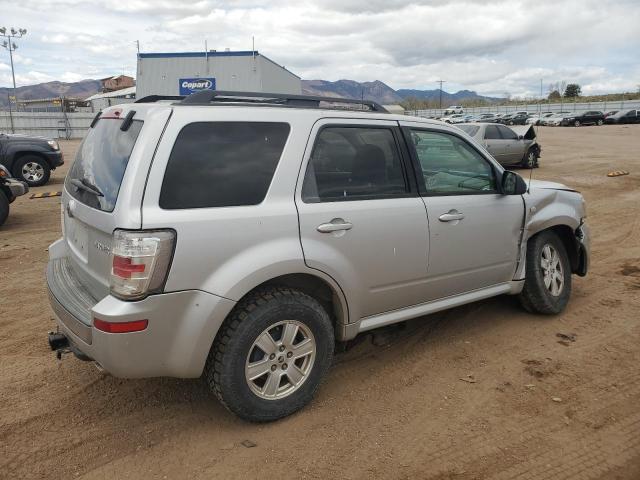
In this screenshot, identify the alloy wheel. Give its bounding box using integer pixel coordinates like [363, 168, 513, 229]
[245, 320, 316, 400]
[22, 161, 45, 182]
[541, 244, 564, 296]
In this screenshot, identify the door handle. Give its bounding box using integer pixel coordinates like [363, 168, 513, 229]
[317, 218, 353, 233]
[439, 210, 465, 222]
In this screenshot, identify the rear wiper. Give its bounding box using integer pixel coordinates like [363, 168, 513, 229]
[70, 178, 104, 197]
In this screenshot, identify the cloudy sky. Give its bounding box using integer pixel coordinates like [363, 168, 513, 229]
[1, 0, 638, 97]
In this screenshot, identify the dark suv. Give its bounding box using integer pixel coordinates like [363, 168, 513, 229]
[561, 111, 605, 127]
[0, 133, 64, 186]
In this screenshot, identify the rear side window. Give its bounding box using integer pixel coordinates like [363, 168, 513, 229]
[458, 125, 479, 136]
[66, 118, 143, 212]
[301, 127, 408, 203]
[159, 122, 290, 209]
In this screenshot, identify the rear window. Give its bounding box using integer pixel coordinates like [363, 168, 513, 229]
[66, 118, 143, 212]
[159, 122, 290, 209]
[458, 125, 479, 136]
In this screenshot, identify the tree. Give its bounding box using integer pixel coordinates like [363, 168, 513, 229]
[548, 90, 562, 100]
[564, 83, 581, 98]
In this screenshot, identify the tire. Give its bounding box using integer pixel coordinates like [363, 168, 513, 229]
[0, 191, 9, 226]
[205, 286, 334, 422]
[518, 230, 572, 315]
[522, 149, 538, 169]
[13, 155, 51, 187]
[596, 119, 604, 126]
[573, 120, 581, 127]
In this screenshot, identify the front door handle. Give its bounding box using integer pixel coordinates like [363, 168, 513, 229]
[439, 210, 465, 222]
[317, 218, 353, 233]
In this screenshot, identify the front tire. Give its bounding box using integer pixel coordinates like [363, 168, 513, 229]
[205, 286, 334, 422]
[522, 149, 538, 168]
[13, 155, 51, 187]
[0, 192, 9, 226]
[519, 231, 572, 314]
[596, 119, 604, 126]
[574, 120, 581, 127]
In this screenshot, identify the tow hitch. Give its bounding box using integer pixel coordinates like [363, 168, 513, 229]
[47, 331, 92, 361]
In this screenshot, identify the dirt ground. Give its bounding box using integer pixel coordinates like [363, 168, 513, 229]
[1, 124, 639, 480]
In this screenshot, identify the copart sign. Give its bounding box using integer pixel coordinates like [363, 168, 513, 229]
[179, 78, 216, 95]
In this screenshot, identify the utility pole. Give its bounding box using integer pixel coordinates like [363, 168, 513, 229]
[1, 27, 27, 121]
[437, 79, 446, 111]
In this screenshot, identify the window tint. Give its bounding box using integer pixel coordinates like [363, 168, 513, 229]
[302, 127, 408, 203]
[497, 125, 518, 140]
[484, 125, 501, 140]
[66, 118, 143, 212]
[410, 129, 497, 195]
[159, 122, 290, 209]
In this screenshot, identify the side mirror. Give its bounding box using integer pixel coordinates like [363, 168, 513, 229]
[518, 135, 524, 140]
[501, 170, 527, 195]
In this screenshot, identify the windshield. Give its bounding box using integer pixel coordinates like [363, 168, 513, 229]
[65, 118, 143, 212]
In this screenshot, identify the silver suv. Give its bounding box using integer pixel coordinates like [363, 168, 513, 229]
[46, 91, 589, 421]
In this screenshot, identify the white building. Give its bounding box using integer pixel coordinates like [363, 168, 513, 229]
[136, 50, 301, 99]
[85, 86, 136, 111]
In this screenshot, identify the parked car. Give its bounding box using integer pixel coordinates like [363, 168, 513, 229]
[604, 110, 619, 118]
[442, 113, 466, 124]
[505, 113, 529, 125]
[46, 91, 589, 422]
[604, 109, 640, 124]
[457, 122, 541, 168]
[477, 113, 499, 123]
[0, 133, 64, 186]
[541, 112, 572, 126]
[526, 112, 553, 125]
[560, 111, 605, 127]
[444, 105, 464, 115]
[0, 165, 29, 226]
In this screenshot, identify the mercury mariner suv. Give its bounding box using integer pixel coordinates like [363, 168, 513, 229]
[46, 91, 590, 422]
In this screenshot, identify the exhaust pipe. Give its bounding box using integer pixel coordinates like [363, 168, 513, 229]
[48, 332, 69, 351]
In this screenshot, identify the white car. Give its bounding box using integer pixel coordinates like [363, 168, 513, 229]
[444, 105, 464, 115]
[527, 112, 554, 125]
[544, 112, 572, 126]
[442, 114, 466, 124]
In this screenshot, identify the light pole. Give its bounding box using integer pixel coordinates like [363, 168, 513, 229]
[1, 27, 27, 133]
[437, 79, 446, 112]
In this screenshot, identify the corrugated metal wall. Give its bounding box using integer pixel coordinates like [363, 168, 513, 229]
[0, 112, 93, 139]
[136, 53, 301, 98]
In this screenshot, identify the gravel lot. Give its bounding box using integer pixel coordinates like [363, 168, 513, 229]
[1, 125, 639, 479]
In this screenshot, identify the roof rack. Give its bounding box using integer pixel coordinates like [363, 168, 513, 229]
[134, 95, 184, 103]
[172, 90, 389, 113]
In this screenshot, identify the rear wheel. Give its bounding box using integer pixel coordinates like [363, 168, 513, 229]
[13, 155, 50, 187]
[205, 286, 334, 422]
[519, 231, 572, 314]
[522, 149, 538, 168]
[0, 191, 9, 226]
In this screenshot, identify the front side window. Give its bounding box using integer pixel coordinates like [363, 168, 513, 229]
[159, 122, 290, 209]
[410, 129, 497, 195]
[302, 127, 408, 203]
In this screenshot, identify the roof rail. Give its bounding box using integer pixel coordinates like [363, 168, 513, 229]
[178, 90, 389, 113]
[135, 95, 184, 103]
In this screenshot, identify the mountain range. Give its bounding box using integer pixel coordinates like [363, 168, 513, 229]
[0, 78, 501, 107]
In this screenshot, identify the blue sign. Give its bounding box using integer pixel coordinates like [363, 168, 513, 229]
[179, 77, 216, 95]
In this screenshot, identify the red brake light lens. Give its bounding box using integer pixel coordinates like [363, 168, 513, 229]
[112, 255, 146, 279]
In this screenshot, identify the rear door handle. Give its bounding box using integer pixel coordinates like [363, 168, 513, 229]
[439, 210, 465, 222]
[317, 218, 353, 233]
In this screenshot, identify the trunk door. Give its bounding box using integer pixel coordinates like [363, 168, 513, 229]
[61, 105, 171, 304]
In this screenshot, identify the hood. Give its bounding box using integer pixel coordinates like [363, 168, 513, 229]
[509, 124, 537, 140]
[527, 179, 578, 193]
[1, 133, 52, 143]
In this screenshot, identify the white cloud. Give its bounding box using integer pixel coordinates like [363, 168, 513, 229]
[1, 0, 638, 96]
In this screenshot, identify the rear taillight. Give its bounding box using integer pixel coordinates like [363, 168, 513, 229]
[109, 229, 176, 300]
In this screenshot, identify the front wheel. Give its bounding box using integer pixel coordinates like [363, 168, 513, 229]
[522, 149, 538, 168]
[596, 119, 604, 126]
[574, 120, 581, 127]
[13, 155, 51, 187]
[519, 231, 572, 314]
[0, 191, 9, 226]
[205, 286, 334, 422]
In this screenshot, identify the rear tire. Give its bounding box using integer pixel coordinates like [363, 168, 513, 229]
[0, 191, 9, 226]
[522, 149, 538, 168]
[519, 231, 572, 315]
[13, 155, 50, 187]
[204, 286, 334, 422]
